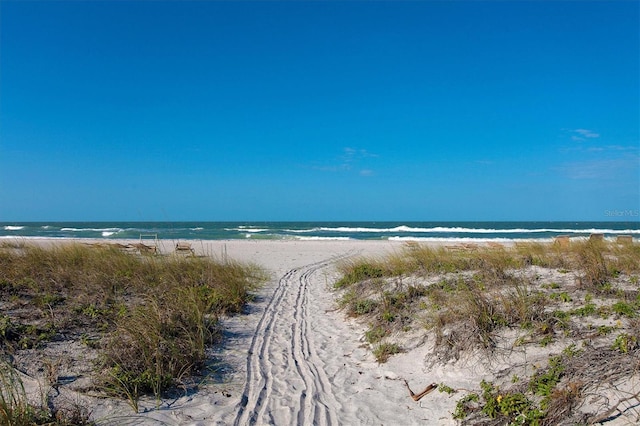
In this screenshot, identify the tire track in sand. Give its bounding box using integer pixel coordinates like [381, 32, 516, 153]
[234, 253, 353, 426]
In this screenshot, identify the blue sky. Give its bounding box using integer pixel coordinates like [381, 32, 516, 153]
[1, 0, 638, 221]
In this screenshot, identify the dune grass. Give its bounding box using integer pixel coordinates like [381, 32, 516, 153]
[334, 239, 640, 424]
[335, 240, 640, 357]
[0, 356, 93, 425]
[0, 243, 267, 415]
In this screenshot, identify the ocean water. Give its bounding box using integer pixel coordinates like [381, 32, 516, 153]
[1, 222, 639, 242]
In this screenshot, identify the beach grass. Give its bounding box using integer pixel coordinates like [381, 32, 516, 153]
[0, 357, 93, 425]
[0, 358, 49, 425]
[334, 239, 640, 424]
[0, 243, 267, 415]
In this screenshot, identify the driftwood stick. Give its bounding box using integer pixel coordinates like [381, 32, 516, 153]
[404, 380, 438, 401]
[588, 390, 640, 424]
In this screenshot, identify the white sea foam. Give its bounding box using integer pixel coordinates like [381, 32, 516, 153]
[4, 226, 24, 231]
[61, 227, 123, 233]
[190, 227, 204, 231]
[0, 236, 74, 240]
[229, 227, 269, 233]
[286, 225, 640, 234]
[422, 227, 640, 234]
[387, 236, 555, 243]
[294, 236, 352, 241]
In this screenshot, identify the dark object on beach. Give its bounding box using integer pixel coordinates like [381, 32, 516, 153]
[554, 235, 570, 247]
[175, 242, 195, 255]
[403, 380, 438, 401]
[616, 235, 633, 244]
[131, 242, 157, 254]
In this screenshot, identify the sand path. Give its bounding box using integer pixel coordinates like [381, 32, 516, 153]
[234, 253, 350, 425]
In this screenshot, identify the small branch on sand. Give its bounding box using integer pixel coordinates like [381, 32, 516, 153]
[404, 380, 437, 401]
[588, 390, 640, 424]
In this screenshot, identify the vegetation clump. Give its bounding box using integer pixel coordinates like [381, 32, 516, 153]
[0, 243, 267, 415]
[334, 240, 640, 423]
[453, 379, 545, 425]
[334, 261, 386, 289]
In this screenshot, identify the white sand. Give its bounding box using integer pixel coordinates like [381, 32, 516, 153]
[8, 239, 639, 425]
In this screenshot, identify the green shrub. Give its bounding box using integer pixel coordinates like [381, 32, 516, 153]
[372, 342, 401, 363]
[572, 303, 597, 317]
[455, 380, 544, 425]
[612, 333, 638, 353]
[351, 299, 378, 316]
[611, 301, 637, 317]
[453, 393, 479, 419]
[365, 325, 388, 344]
[597, 325, 616, 335]
[380, 310, 396, 323]
[528, 356, 565, 409]
[550, 292, 572, 303]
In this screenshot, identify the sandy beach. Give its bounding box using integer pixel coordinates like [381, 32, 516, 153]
[5, 238, 639, 425]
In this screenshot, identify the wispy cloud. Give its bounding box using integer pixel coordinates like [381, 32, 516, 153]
[570, 128, 600, 141]
[586, 145, 639, 153]
[558, 154, 639, 180]
[561, 129, 638, 155]
[341, 147, 378, 164]
[310, 147, 378, 176]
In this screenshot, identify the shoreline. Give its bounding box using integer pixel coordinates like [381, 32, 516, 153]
[2, 221, 638, 243]
[0, 235, 580, 247]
